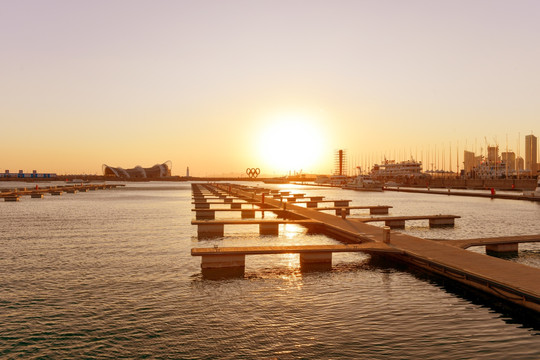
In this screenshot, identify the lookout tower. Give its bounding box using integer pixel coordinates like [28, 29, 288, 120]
[334, 149, 347, 176]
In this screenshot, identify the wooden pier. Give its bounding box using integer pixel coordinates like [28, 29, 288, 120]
[384, 186, 540, 202]
[190, 183, 540, 313]
[350, 215, 460, 228]
[0, 183, 122, 201]
[192, 243, 401, 273]
[436, 234, 540, 255]
[192, 219, 320, 237]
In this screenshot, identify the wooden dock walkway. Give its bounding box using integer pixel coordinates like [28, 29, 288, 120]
[191, 183, 540, 313]
[384, 186, 540, 202]
[437, 234, 540, 249]
[350, 214, 460, 228]
[1, 183, 122, 201]
[192, 219, 321, 237]
[192, 243, 400, 256]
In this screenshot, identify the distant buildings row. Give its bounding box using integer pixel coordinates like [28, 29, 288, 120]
[1, 170, 57, 178]
[463, 134, 538, 179]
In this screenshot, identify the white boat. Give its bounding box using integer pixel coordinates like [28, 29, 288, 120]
[66, 179, 88, 184]
[315, 174, 349, 186]
[343, 175, 383, 191]
[314, 175, 330, 184]
[370, 159, 423, 180]
[329, 175, 349, 186]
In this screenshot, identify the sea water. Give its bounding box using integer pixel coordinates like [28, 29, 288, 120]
[1, 181, 539, 359]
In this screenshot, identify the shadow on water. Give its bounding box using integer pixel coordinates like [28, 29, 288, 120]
[191, 254, 540, 332]
[199, 262, 333, 280]
[201, 267, 245, 280]
[367, 254, 540, 333]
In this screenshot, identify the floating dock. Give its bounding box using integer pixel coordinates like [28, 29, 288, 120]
[384, 186, 540, 202]
[0, 183, 123, 201]
[190, 183, 540, 313]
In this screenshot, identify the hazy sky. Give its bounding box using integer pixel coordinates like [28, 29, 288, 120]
[1, 0, 539, 176]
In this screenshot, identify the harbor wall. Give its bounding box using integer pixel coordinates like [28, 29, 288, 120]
[407, 178, 537, 190]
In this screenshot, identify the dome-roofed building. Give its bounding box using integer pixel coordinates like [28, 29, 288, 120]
[102, 161, 172, 179]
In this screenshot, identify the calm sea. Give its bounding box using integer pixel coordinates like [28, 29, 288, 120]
[1, 181, 539, 359]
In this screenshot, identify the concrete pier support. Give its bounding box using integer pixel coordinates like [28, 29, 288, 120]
[224, 198, 233, 203]
[50, 191, 63, 196]
[241, 210, 255, 219]
[195, 202, 210, 209]
[259, 223, 279, 235]
[300, 252, 332, 271]
[197, 223, 224, 238]
[385, 219, 405, 229]
[30, 193, 44, 199]
[201, 254, 246, 278]
[370, 207, 389, 215]
[306, 201, 318, 208]
[486, 243, 519, 256]
[196, 210, 215, 220]
[4, 196, 20, 202]
[335, 208, 350, 216]
[230, 203, 242, 209]
[429, 218, 455, 227]
[201, 254, 246, 269]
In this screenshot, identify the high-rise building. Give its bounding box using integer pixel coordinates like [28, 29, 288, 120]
[487, 146, 499, 163]
[463, 151, 475, 172]
[525, 134, 537, 175]
[516, 156, 525, 171]
[501, 152, 516, 172]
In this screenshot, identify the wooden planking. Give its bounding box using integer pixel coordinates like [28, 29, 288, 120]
[437, 234, 540, 249]
[213, 183, 540, 310]
[191, 219, 320, 226]
[350, 215, 460, 222]
[387, 232, 540, 296]
[312, 206, 392, 211]
[192, 243, 401, 256]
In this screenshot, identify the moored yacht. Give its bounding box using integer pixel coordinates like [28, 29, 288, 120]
[343, 175, 383, 191]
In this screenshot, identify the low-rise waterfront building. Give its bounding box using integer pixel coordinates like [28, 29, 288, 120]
[102, 161, 172, 179]
[2, 170, 57, 179]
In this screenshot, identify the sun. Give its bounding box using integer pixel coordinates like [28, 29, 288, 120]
[257, 113, 326, 174]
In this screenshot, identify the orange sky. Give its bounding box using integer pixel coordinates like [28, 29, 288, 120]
[1, 1, 539, 176]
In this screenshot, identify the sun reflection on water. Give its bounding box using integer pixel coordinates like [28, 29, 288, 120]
[281, 224, 306, 239]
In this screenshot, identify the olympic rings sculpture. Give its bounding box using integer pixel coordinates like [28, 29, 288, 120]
[246, 168, 261, 178]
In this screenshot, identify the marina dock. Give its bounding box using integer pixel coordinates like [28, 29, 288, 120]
[191, 183, 540, 313]
[384, 186, 540, 202]
[1, 183, 123, 201]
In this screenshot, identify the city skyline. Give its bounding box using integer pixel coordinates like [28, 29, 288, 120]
[2, 1, 540, 176]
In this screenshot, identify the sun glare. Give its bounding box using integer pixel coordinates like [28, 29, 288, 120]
[257, 113, 325, 175]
